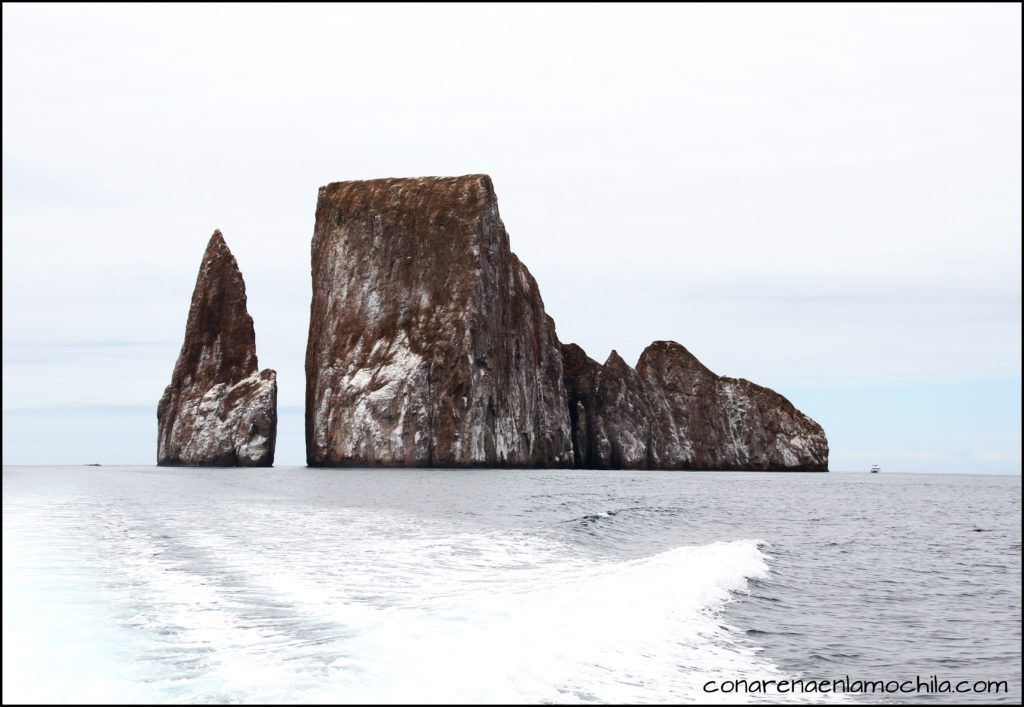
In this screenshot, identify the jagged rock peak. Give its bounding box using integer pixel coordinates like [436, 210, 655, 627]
[604, 349, 627, 367]
[170, 230, 258, 385]
[306, 174, 572, 467]
[157, 230, 277, 467]
[638, 340, 711, 370]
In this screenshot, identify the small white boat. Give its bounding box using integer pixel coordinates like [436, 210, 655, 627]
[870, 464, 880, 474]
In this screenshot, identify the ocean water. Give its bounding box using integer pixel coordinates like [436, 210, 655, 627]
[2, 467, 1020, 704]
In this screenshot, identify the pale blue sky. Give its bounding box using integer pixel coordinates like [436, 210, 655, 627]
[3, 4, 1021, 472]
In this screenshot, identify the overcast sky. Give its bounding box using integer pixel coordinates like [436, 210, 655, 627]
[3, 3, 1021, 472]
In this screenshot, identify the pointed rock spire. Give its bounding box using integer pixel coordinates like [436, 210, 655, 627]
[157, 230, 277, 466]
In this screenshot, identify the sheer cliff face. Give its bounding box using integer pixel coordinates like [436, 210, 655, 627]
[306, 175, 572, 467]
[304, 173, 827, 471]
[562, 341, 828, 471]
[157, 231, 277, 466]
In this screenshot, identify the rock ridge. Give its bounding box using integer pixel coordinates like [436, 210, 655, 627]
[561, 340, 828, 470]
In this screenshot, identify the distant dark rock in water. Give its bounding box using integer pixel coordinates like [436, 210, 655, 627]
[305, 175, 572, 467]
[157, 231, 277, 467]
[562, 340, 828, 471]
[305, 174, 828, 471]
[84, 463, 102, 467]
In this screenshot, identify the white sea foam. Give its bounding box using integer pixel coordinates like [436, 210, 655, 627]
[3, 488, 834, 704]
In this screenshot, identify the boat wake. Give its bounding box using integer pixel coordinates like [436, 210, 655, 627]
[5, 500, 811, 703]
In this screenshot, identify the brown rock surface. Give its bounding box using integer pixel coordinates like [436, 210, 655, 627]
[561, 340, 829, 470]
[305, 175, 572, 467]
[157, 231, 277, 466]
[304, 173, 827, 471]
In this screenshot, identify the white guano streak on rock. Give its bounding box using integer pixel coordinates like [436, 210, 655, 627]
[173, 371, 276, 465]
[330, 330, 429, 463]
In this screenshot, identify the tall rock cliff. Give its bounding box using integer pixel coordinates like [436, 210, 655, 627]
[157, 231, 277, 466]
[561, 340, 828, 470]
[305, 175, 573, 467]
[305, 173, 827, 471]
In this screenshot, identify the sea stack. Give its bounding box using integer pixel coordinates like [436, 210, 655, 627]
[305, 173, 828, 471]
[157, 231, 277, 466]
[561, 340, 829, 470]
[305, 175, 573, 467]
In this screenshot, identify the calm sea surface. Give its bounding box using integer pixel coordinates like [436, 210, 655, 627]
[2, 466, 1020, 703]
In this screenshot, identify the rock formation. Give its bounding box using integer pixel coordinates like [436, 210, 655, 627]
[305, 173, 828, 471]
[562, 340, 828, 470]
[157, 231, 277, 466]
[305, 175, 573, 467]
